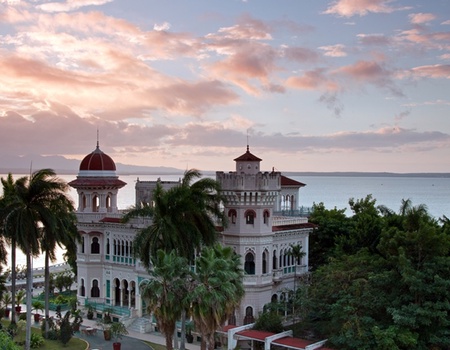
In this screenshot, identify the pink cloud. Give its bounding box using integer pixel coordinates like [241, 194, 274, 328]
[286, 69, 338, 91]
[411, 64, 450, 79]
[319, 44, 347, 57]
[324, 0, 398, 17]
[408, 13, 436, 25]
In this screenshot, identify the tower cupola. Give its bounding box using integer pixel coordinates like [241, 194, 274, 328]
[234, 145, 262, 175]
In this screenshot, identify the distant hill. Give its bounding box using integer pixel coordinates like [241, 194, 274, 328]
[283, 171, 450, 178]
[0, 154, 184, 175]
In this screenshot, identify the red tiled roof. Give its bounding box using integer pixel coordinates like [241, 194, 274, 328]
[281, 175, 306, 187]
[68, 177, 126, 189]
[234, 146, 262, 162]
[237, 330, 274, 341]
[273, 336, 314, 349]
[80, 144, 116, 171]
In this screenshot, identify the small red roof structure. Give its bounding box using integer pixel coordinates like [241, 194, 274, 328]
[234, 146, 262, 162]
[79, 143, 116, 171]
[281, 175, 306, 188]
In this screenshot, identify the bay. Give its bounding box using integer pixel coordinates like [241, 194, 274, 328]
[2, 173, 450, 268]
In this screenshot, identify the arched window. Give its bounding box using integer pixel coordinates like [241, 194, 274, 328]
[81, 236, 85, 254]
[92, 195, 99, 212]
[91, 237, 100, 254]
[243, 306, 254, 325]
[272, 250, 277, 270]
[262, 250, 268, 274]
[106, 238, 110, 255]
[81, 194, 86, 211]
[121, 240, 125, 256]
[106, 194, 112, 212]
[80, 278, 85, 297]
[244, 253, 255, 275]
[263, 210, 270, 225]
[228, 209, 237, 224]
[91, 279, 100, 298]
[245, 210, 256, 225]
[271, 294, 278, 303]
[279, 250, 283, 268]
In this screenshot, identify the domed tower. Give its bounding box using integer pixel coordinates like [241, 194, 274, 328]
[69, 142, 126, 213]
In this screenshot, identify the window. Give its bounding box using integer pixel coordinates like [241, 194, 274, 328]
[262, 250, 268, 274]
[272, 250, 277, 269]
[245, 210, 256, 225]
[81, 237, 85, 254]
[263, 210, 270, 224]
[244, 306, 254, 325]
[106, 238, 110, 255]
[91, 279, 100, 298]
[244, 253, 255, 275]
[80, 279, 85, 297]
[228, 209, 237, 224]
[91, 237, 100, 254]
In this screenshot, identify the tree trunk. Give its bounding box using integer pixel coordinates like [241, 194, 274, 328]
[173, 328, 179, 350]
[166, 333, 173, 350]
[44, 251, 50, 336]
[180, 310, 186, 350]
[25, 250, 33, 350]
[10, 239, 16, 324]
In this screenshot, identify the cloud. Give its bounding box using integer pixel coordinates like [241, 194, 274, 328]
[154, 22, 171, 31]
[37, 0, 113, 13]
[286, 69, 338, 91]
[323, 0, 399, 17]
[410, 64, 450, 79]
[333, 60, 403, 96]
[319, 44, 347, 57]
[408, 13, 436, 25]
[357, 33, 391, 46]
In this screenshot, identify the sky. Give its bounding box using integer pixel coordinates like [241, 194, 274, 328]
[1, 0, 450, 173]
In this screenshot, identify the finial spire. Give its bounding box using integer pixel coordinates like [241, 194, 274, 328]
[247, 129, 250, 152]
[97, 128, 99, 148]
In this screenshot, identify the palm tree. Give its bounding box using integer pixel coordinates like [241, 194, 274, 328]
[139, 250, 191, 350]
[124, 169, 226, 267]
[190, 245, 244, 350]
[0, 169, 76, 350]
[124, 169, 226, 350]
[40, 194, 79, 336]
[287, 243, 306, 321]
[0, 173, 27, 324]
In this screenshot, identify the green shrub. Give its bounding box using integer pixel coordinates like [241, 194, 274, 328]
[30, 333, 45, 348]
[0, 330, 20, 350]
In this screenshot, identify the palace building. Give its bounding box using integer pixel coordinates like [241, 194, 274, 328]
[70, 143, 313, 328]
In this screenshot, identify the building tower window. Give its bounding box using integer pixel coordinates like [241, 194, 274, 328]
[91, 237, 100, 254]
[244, 253, 255, 275]
[262, 250, 268, 274]
[91, 279, 100, 298]
[244, 306, 255, 325]
[245, 210, 256, 225]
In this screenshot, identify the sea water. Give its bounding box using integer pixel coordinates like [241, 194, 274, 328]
[2, 173, 450, 268]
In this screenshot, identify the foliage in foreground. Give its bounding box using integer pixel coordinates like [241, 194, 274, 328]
[304, 196, 450, 350]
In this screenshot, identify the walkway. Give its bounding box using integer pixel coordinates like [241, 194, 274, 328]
[35, 308, 202, 350]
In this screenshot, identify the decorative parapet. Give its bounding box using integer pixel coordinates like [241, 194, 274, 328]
[272, 216, 309, 226]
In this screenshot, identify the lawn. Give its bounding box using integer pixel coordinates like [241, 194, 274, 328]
[1, 319, 87, 350]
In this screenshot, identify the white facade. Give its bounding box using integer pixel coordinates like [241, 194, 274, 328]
[71, 145, 312, 325]
[217, 147, 312, 325]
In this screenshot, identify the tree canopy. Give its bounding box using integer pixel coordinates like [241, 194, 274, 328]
[303, 195, 450, 350]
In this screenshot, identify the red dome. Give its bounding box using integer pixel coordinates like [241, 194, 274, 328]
[79, 144, 116, 171]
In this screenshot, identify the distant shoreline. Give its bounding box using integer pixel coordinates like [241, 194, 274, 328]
[1, 168, 450, 178]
